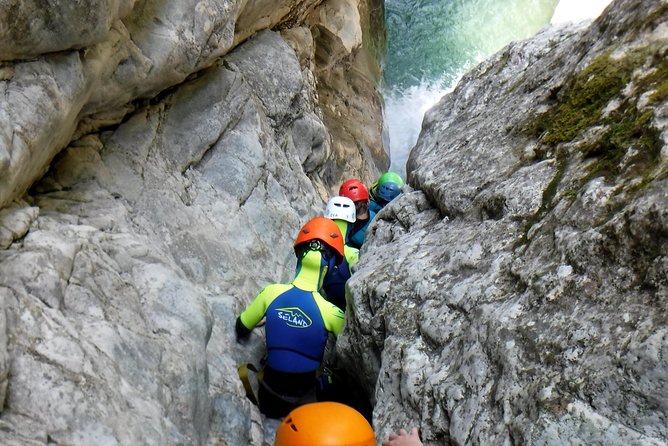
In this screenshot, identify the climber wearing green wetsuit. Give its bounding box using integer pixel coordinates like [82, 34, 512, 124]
[235, 217, 347, 418]
[321, 195, 359, 311]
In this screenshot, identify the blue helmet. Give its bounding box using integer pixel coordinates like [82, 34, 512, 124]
[377, 181, 401, 203]
[377, 172, 404, 188]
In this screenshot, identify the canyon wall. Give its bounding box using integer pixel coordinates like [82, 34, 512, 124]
[339, 0, 668, 443]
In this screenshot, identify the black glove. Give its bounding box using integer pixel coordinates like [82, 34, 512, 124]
[235, 316, 252, 341]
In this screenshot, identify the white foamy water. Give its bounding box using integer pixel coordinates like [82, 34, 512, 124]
[384, 0, 613, 178]
[386, 86, 445, 175]
[385, 76, 463, 176]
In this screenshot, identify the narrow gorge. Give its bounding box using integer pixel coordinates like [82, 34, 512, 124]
[0, 0, 666, 445]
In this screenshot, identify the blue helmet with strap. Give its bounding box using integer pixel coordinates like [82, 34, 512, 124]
[377, 181, 401, 203]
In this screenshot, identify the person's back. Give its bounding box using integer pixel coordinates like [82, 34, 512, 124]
[235, 217, 346, 418]
[339, 179, 374, 250]
[321, 196, 360, 310]
[263, 284, 332, 372]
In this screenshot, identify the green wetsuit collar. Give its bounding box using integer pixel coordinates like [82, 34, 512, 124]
[334, 219, 348, 240]
[292, 249, 326, 291]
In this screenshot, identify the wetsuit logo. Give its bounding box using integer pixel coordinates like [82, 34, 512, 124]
[275, 307, 312, 328]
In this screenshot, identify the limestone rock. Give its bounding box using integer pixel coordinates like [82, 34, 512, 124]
[0, 201, 39, 249]
[0, 0, 388, 210]
[0, 0, 136, 60]
[0, 28, 332, 445]
[309, 0, 389, 186]
[340, 0, 668, 444]
[0, 0, 386, 444]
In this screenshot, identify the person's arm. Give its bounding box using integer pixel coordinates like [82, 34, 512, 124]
[381, 428, 422, 446]
[344, 245, 360, 267]
[236, 284, 289, 340]
[235, 316, 253, 340]
[315, 293, 346, 335]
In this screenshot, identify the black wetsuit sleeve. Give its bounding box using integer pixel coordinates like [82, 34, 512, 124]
[235, 316, 252, 341]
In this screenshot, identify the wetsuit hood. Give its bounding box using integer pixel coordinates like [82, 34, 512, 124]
[293, 250, 329, 291]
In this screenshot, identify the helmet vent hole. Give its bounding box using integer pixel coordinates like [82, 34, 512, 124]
[289, 423, 298, 432]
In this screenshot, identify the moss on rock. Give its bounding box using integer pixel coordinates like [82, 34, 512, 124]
[516, 45, 666, 246]
[525, 46, 665, 186]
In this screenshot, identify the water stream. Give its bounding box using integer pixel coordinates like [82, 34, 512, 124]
[383, 0, 613, 177]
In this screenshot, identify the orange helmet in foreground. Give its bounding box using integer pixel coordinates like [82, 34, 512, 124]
[294, 216, 345, 260]
[274, 402, 375, 446]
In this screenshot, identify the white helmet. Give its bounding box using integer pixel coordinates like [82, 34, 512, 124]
[324, 196, 356, 223]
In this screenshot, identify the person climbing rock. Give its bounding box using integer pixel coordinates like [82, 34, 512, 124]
[339, 179, 375, 250]
[369, 171, 404, 214]
[273, 402, 423, 446]
[235, 217, 346, 418]
[321, 195, 360, 311]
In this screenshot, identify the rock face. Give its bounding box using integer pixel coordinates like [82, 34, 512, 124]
[339, 0, 668, 444]
[309, 0, 389, 185]
[3, 0, 665, 444]
[0, 1, 386, 445]
[0, 0, 388, 211]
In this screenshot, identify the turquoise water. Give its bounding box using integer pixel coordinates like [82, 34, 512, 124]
[384, 0, 560, 175]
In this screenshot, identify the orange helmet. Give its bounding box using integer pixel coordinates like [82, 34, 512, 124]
[339, 179, 369, 202]
[274, 402, 375, 446]
[294, 217, 345, 260]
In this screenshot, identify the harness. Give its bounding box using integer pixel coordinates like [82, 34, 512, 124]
[237, 362, 263, 405]
[237, 361, 327, 407]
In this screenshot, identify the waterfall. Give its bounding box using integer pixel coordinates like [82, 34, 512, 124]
[383, 0, 612, 178]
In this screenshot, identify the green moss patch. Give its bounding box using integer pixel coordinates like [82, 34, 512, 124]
[580, 107, 661, 182]
[641, 50, 668, 105]
[525, 46, 664, 183]
[516, 45, 666, 246]
[527, 49, 640, 145]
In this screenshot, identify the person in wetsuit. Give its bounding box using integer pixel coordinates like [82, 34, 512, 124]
[321, 195, 360, 311]
[338, 179, 375, 250]
[369, 171, 404, 214]
[235, 217, 346, 418]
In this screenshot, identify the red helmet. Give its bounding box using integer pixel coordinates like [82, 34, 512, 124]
[294, 217, 345, 260]
[339, 179, 369, 202]
[274, 402, 375, 446]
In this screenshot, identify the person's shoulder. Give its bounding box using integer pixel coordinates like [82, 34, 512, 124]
[344, 245, 359, 257]
[314, 292, 345, 315]
[344, 245, 360, 265]
[258, 283, 293, 297]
